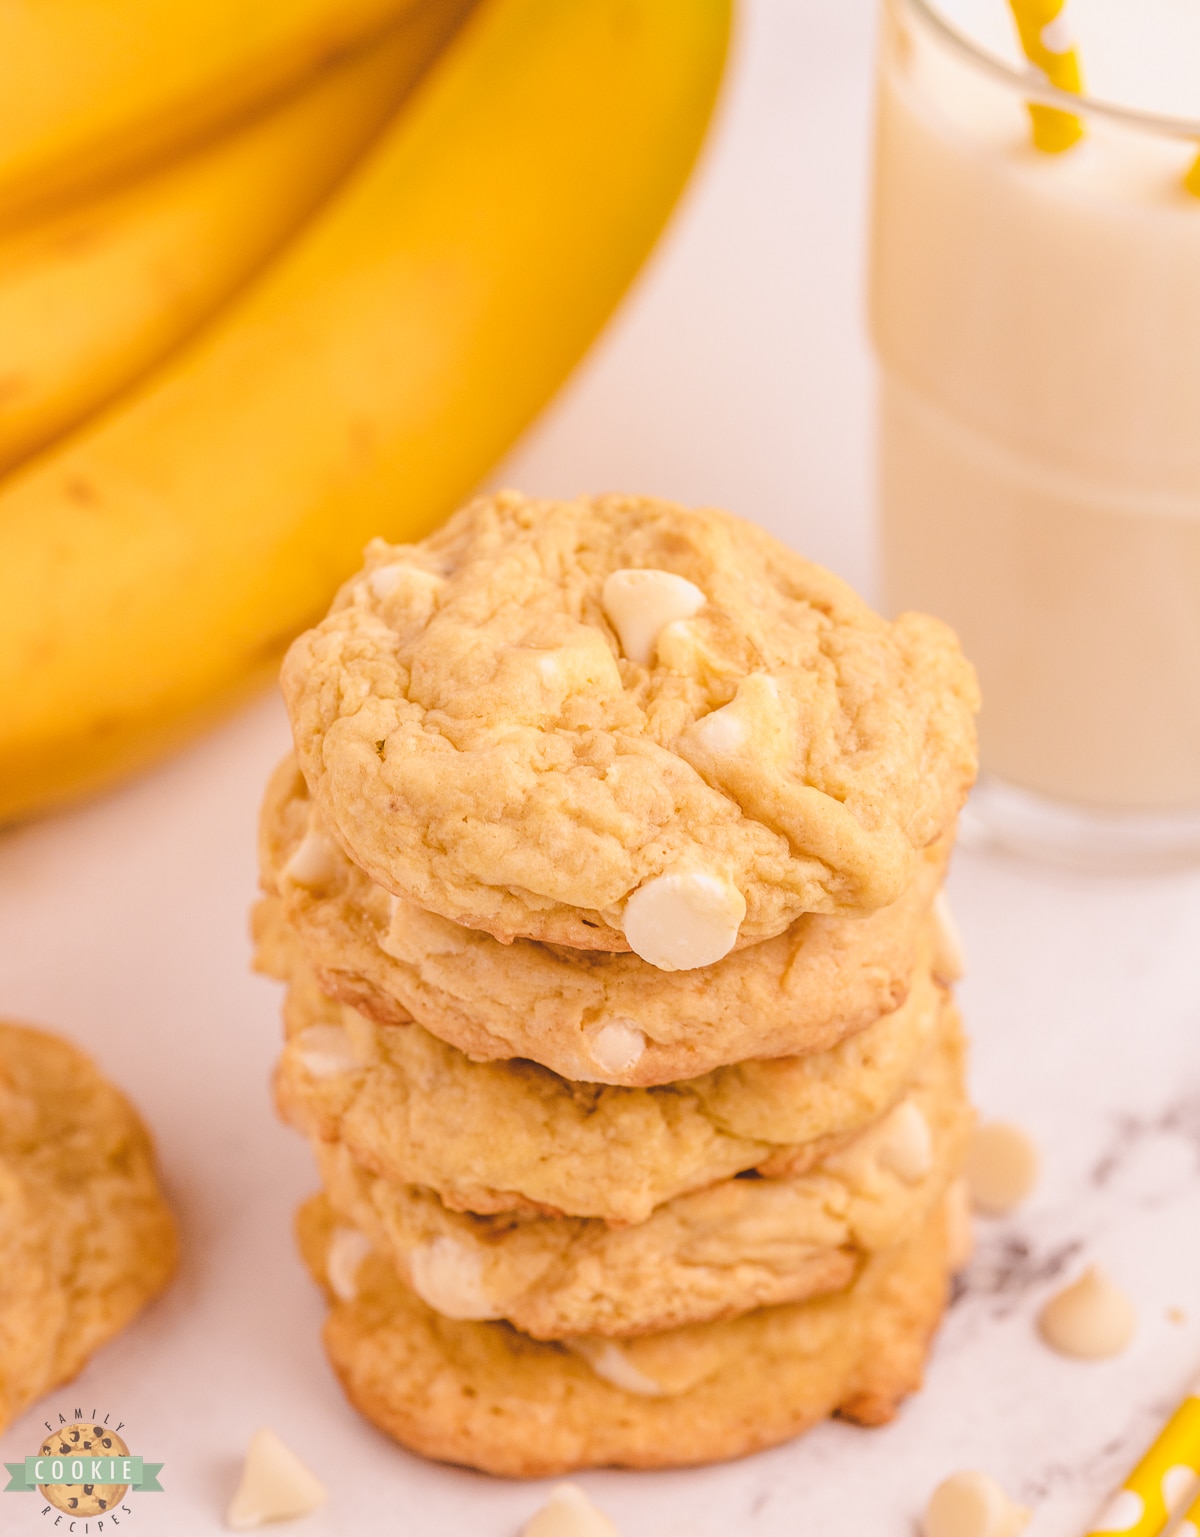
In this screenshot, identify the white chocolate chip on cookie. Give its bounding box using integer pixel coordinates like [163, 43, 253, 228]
[922, 1471, 1030, 1537]
[567, 1339, 664, 1397]
[876, 1100, 935, 1183]
[281, 825, 341, 890]
[966, 1122, 1039, 1215]
[522, 1483, 620, 1537]
[293, 1024, 359, 1080]
[408, 1235, 501, 1321]
[367, 561, 443, 604]
[601, 568, 706, 665]
[584, 1020, 645, 1076]
[621, 871, 745, 971]
[1038, 1266, 1136, 1359]
[326, 1225, 373, 1303]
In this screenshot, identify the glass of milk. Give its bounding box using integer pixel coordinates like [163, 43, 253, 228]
[870, 0, 1200, 870]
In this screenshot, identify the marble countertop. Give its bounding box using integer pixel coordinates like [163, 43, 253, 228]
[3, 2, 1199, 1533]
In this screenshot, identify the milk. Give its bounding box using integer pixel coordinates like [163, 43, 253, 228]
[870, 0, 1200, 813]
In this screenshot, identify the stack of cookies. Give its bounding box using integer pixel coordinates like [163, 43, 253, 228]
[253, 492, 979, 1476]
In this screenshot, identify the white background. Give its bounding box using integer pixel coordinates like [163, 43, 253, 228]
[4, 3, 1200, 1534]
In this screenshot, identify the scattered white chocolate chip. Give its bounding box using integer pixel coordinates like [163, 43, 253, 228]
[293, 1024, 358, 1080]
[522, 1483, 620, 1537]
[945, 1177, 974, 1271]
[1038, 1266, 1136, 1359]
[567, 1339, 664, 1397]
[601, 568, 706, 666]
[922, 1471, 1030, 1537]
[932, 891, 966, 983]
[621, 871, 745, 972]
[281, 826, 340, 890]
[225, 1427, 326, 1530]
[326, 1225, 373, 1303]
[876, 1100, 935, 1183]
[408, 1235, 501, 1320]
[966, 1123, 1039, 1215]
[584, 1020, 645, 1076]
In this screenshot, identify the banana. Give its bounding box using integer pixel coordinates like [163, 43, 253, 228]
[0, 0, 428, 223]
[0, 5, 471, 477]
[0, 0, 731, 824]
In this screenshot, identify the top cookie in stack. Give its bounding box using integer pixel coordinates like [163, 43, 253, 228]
[260, 490, 979, 1475]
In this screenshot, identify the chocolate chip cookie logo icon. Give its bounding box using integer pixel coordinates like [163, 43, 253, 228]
[4, 1410, 164, 1526]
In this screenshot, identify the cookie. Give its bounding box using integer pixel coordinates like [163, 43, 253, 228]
[280, 493, 978, 961]
[0, 1022, 178, 1432]
[256, 756, 953, 1085]
[274, 951, 945, 1225]
[309, 1002, 968, 1339]
[297, 1193, 950, 1475]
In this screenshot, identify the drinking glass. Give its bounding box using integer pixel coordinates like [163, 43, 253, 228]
[870, 0, 1200, 870]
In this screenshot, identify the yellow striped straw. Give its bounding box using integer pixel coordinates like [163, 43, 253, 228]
[1185, 154, 1200, 200]
[1083, 1373, 1200, 1535]
[1182, 1484, 1200, 1537]
[1006, 0, 1085, 153]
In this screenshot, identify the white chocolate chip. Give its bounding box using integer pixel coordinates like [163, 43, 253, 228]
[584, 1020, 645, 1076]
[601, 568, 706, 666]
[688, 701, 747, 754]
[922, 1471, 1030, 1537]
[368, 561, 443, 602]
[226, 1427, 327, 1530]
[877, 1100, 935, 1183]
[408, 1235, 501, 1320]
[567, 1339, 664, 1397]
[522, 1483, 620, 1537]
[621, 871, 745, 972]
[966, 1123, 1039, 1215]
[932, 892, 966, 982]
[326, 1225, 373, 1302]
[281, 825, 341, 890]
[1038, 1266, 1136, 1360]
[945, 1177, 974, 1271]
[293, 1024, 358, 1080]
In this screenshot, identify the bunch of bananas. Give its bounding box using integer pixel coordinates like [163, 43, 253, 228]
[0, 0, 731, 822]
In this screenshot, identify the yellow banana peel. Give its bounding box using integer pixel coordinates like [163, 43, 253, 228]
[0, 0, 731, 824]
[0, 6, 470, 477]
[0, 0, 430, 223]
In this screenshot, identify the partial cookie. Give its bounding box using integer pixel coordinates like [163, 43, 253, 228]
[275, 953, 945, 1225]
[0, 1022, 178, 1432]
[298, 1193, 950, 1475]
[280, 493, 978, 958]
[310, 1003, 969, 1339]
[256, 756, 952, 1085]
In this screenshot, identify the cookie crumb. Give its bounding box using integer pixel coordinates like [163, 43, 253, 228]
[226, 1428, 326, 1529]
[922, 1470, 1030, 1537]
[965, 1122, 1039, 1215]
[1037, 1265, 1136, 1359]
[1168, 1306, 1186, 1325]
[522, 1483, 620, 1537]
